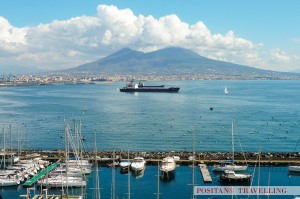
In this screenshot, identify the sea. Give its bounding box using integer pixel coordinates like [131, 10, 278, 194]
[0, 80, 300, 198]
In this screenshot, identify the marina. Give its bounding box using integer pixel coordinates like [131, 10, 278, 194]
[23, 163, 58, 187]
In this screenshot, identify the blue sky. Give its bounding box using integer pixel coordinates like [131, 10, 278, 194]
[0, 0, 299, 72]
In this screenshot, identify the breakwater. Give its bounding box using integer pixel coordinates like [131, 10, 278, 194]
[17, 150, 300, 166]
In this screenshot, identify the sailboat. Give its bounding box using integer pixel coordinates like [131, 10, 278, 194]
[213, 122, 247, 171]
[0, 125, 21, 187]
[288, 135, 300, 172]
[224, 86, 229, 94]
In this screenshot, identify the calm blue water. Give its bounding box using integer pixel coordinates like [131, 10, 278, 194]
[1, 166, 299, 199]
[0, 80, 300, 198]
[0, 80, 299, 152]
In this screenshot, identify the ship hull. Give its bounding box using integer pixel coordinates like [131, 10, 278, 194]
[120, 87, 180, 92]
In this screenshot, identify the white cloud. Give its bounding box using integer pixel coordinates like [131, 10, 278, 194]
[0, 5, 299, 72]
[270, 48, 291, 62]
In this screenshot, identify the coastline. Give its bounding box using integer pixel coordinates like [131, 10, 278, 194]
[17, 150, 300, 166]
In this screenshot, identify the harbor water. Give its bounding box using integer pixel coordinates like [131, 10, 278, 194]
[0, 80, 300, 198]
[0, 166, 299, 199]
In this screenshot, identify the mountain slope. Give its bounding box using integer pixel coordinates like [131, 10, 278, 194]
[65, 47, 287, 77]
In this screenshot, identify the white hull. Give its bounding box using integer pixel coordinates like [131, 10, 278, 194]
[0, 179, 20, 186]
[130, 157, 146, 172]
[289, 166, 300, 172]
[38, 176, 86, 187]
[220, 170, 251, 182]
[37, 180, 86, 188]
[213, 164, 247, 172]
[160, 157, 176, 173]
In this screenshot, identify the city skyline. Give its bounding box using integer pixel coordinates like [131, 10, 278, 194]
[0, 0, 300, 73]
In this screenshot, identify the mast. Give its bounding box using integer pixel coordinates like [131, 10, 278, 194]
[257, 146, 261, 199]
[3, 125, 6, 169]
[111, 150, 116, 199]
[156, 161, 160, 199]
[94, 131, 100, 199]
[128, 150, 130, 199]
[232, 121, 234, 163]
[192, 128, 195, 199]
[10, 125, 12, 165]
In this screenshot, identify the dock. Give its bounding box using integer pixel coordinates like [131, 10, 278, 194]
[198, 164, 212, 183]
[23, 163, 58, 187]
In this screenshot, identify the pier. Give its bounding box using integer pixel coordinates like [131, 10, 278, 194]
[198, 164, 212, 183]
[14, 150, 300, 166]
[23, 163, 58, 187]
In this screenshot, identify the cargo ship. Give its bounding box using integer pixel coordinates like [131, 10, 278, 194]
[119, 81, 180, 92]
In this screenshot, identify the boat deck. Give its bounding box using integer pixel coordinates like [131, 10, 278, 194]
[23, 163, 58, 187]
[32, 195, 82, 199]
[198, 164, 212, 183]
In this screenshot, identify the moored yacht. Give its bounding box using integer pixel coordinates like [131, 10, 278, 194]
[160, 157, 176, 173]
[212, 160, 248, 172]
[0, 178, 20, 187]
[160, 157, 176, 180]
[289, 165, 300, 172]
[219, 170, 251, 183]
[130, 157, 146, 172]
[213, 122, 248, 172]
[119, 160, 131, 174]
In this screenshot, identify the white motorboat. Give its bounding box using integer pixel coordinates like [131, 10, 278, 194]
[160, 157, 176, 180]
[213, 160, 248, 172]
[130, 157, 145, 172]
[160, 157, 176, 173]
[119, 160, 131, 173]
[0, 178, 20, 186]
[289, 165, 300, 172]
[219, 170, 251, 182]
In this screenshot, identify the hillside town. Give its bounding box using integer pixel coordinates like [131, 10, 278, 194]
[0, 71, 300, 87]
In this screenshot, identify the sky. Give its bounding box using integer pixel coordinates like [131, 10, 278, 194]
[0, 0, 300, 72]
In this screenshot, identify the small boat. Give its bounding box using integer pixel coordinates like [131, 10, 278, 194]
[106, 161, 119, 168]
[213, 160, 247, 172]
[0, 178, 20, 187]
[224, 86, 229, 94]
[160, 157, 176, 180]
[219, 170, 251, 182]
[130, 157, 146, 172]
[288, 165, 300, 172]
[160, 157, 176, 173]
[119, 160, 131, 174]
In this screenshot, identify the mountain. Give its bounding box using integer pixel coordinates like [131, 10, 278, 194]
[292, 69, 300, 73]
[65, 47, 297, 79]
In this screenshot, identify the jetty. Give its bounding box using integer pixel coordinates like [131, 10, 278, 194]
[198, 164, 212, 183]
[23, 163, 58, 187]
[14, 150, 300, 166]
